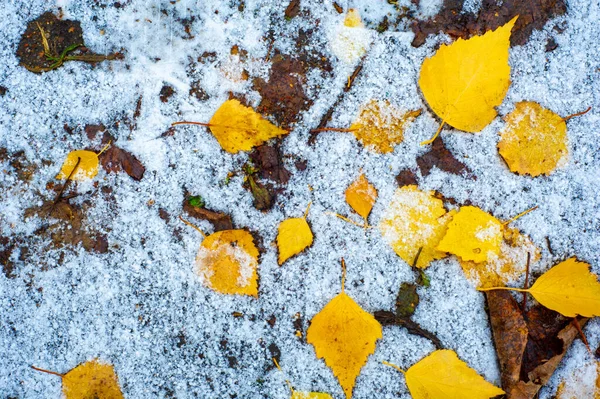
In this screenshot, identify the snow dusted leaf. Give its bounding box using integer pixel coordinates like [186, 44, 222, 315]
[419, 17, 517, 133]
[62, 359, 124, 399]
[56, 150, 99, 181]
[401, 350, 504, 399]
[526, 258, 600, 317]
[437, 206, 503, 263]
[460, 227, 540, 288]
[556, 360, 600, 399]
[349, 100, 421, 153]
[345, 174, 377, 220]
[208, 99, 287, 153]
[329, 9, 373, 64]
[307, 288, 382, 399]
[291, 391, 334, 399]
[498, 101, 568, 177]
[277, 212, 313, 265]
[379, 186, 453, 269]
[195, 229, 259, 297]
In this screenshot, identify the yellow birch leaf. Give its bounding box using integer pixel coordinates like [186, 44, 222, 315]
[378, 185, 453, 269]
[525, 258, 600, 317]
[498, 101, 568, 177]
[330, 9, 372, 64]
[419, 17, 517, 132]
[436, 206, 503, 263]
[195, 229, 259, 297]
[291, 392, 334, 399]
[56, 150, 99, 181]
[403, 349, 504, 399]
[349, 100, 421, 153]
[460, 226, 540, 288]
[62, 359, 124, 399]
[345, 174, 377, 220]
[208, 99, 287, 153]
[277, 206, 313, 265]
[307, 291, 382, 399]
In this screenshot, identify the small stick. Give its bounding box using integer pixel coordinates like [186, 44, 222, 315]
[272, 358, 294, 394]
[36, 23, 51, 56]
[382, 361, 406, 374]
[53, 156, 81, 206]
[345, 64, 363, 92]
[562, 106, 591, 122]
[477, 286, 529, 293]
[97, 141, 111, 156]
[325, 212, 371, 228]
[412, 247, 423, 269]
[179, 215, 206, 238]
[522, 253, 531, 313]
[31, 366, 63, 378]
[503, 205, 538, 226]
[571, 318, 591, 353]
[421, 121, 445, 146]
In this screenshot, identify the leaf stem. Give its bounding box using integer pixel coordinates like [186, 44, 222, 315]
[272, 358, 295, 394]
[382, 361, 406, 374]
[325, 212, 371, 228]
[172, 121, 213, 127]
[97, 141, 111, 156]
[420, 121, 445, 146]
[562, 106, 591, 122]
[341, 258, 346, 293]
[522, 252, 530, 312]
[304, 201, 312, 219]
[571, 318, 591, 354]
[477, 286, 530, 293]
[31, 366, 64, 378]
[503, 205, 538, 226]
[179, 215, 206, 238]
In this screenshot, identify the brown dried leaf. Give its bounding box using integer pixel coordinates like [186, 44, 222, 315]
[101, 146, 145, 181]
[183, 200, 234, 232]
[249, 144, 291, 185]
[411, 0, 566, 48]
[416, 136, 470, 177]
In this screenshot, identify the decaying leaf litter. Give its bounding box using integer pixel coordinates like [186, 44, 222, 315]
[1, 0, 600, 398]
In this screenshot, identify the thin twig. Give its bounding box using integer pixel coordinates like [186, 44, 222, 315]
[421, 121, 445, 146]
[562, 106, 591, 122]
[522, 252, 531, 313]
[503, 205, 539, 226]
[53, 156, 81, 206]
[382, 361, 406, 374]
[571, 318, 591, 353]
[179, 215, 206, 238]
[31, 366, 63, 378]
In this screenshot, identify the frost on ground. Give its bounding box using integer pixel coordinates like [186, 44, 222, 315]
[0, 0, 599, 398]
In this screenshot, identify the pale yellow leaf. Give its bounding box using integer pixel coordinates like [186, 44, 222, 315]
[62, 359, 124, 399]
[419, 17, 517, 132]
[56, 150, 99, 181]
[195, 229, 259, 296]
[345, 174, 377, 220]
[208, 99, 287, 153]
[379, 185, 452, 269]
[436, 206, 503, 263]
[460, 227, 540, 288]
[307, 292, 382, 399]
[277, 216, 313, 265]
[349, 100, 421, 153]
[404, 349, 504, 399]
[527, 258, 600, 317]
[330, 9, 372, 64]
[498, 101, 568, 177]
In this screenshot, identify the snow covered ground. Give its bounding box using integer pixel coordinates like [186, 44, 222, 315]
[0, 0, 599, 398]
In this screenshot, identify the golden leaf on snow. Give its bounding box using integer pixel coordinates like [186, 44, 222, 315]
[379, 185, 453, 269]
[56, 150, 100, 181]
[195, 229, 259, 297]
[349, 100, 421, 153]
[436, 205, 503, 264]
[277, 204, 313, 265]
[345, 174, 377, 221]
[330, 9, 373, 64]
[498, 101, 568, 177]
[306, 261, 382, 399]
[386, 349, 504, 399]
[208, 99, 287, 153]
[460, 226, 540, 289]
[419, 17, 517, 139]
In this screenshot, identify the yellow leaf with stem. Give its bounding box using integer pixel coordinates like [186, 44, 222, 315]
[384, 349, 504, 399]
[480, 258, 600, 318]
[330, 9, 372, 64]
[32, 359, 124, 399]
[436, 206, 503, 264]
[345, 174, 377, 221]
[173, 99, 287, 153]
[195, 229, 259, 297]
[277, 203, 313, 265]
[307, 260, 382, 399]
[349, 100, 421, 153]
[498, 101, 569, 177]
[419, 17, 517, 144]
[378, 185, 453, 269]
[56, 142, 111, 181]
